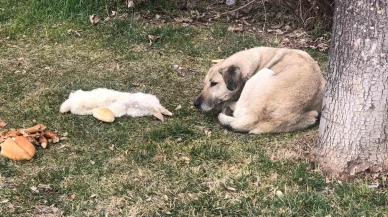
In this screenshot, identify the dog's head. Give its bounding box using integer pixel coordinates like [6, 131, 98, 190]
[194, 64, 243, 111]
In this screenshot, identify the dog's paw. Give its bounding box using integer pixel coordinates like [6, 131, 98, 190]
[218, 113, 234, 126]
[305, 110, 319, 125]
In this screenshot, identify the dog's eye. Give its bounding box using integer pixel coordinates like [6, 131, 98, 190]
[210, 81, 218, 87]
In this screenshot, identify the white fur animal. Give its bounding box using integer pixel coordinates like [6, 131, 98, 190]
[60, 88, 172, 121]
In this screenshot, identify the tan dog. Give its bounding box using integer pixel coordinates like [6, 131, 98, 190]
[194, 47, 325, 134]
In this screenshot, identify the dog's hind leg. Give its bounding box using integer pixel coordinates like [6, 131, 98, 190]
[218, 113, 257, 133]
[249, 110, 319, 134]
[248, 121, 284, 134]
[287, 110, 319, 132]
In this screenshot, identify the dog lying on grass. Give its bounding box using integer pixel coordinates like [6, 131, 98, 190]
[60, 88, 172, 121]
[194, 47, 325, 134]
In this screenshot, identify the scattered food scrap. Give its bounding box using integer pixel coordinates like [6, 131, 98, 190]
[0, 123, 61, 161]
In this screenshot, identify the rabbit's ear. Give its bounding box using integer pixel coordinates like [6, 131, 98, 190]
[151, 109, 164, 121]
[160, 107, 172, 116]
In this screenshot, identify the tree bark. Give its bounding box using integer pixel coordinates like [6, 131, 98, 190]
[314, 0, 388, 178]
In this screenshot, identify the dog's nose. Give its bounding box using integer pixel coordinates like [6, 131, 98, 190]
[193, 97, 202, 109]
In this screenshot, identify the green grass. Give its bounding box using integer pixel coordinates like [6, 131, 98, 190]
[1, 1, 387, 216]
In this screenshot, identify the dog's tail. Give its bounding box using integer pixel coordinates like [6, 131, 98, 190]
[59, 99, 71, 113]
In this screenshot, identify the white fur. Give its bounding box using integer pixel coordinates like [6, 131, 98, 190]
[60, 88, 172, 120]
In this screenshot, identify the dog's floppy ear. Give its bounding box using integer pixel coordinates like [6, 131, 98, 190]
[220, 65, 241, 91]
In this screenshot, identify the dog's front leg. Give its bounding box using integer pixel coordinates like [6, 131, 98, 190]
[218, 113, 256, 133]
[218, 112, 235, 127]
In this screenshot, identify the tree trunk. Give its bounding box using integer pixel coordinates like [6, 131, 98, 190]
[314, 0, 388, 179]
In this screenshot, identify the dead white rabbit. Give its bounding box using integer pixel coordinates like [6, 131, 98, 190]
[60, 88, 172, 121]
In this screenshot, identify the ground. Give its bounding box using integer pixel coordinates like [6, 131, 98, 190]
[0, 1, 387, 216]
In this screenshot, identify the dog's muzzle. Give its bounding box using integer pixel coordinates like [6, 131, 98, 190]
[194, 96, 217, 111]
[193, 96, 203, 109]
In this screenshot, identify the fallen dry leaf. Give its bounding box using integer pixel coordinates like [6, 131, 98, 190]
[226, 0, 236, 5]
[316, 42, 329, 51]
[190, 10, 201, 18]
[30, 186, 39, 193]
[225, 186, 236, 191]
[177, 67, 187, 77]
[67, 29, 81, 37]
[0, 199, 9, 204]
[284, 25, 293, 32]
[275, 190, 284, 197]
[132, 82, 145, 88]
[282, 37, 290, 43]
[0, 119, 6, 128]
[138, 168, 143, 177]
[89, 14, 100, 25]
[174, 17, 193, 23]
[35, 205, 61, 215]
[204, 129, 212, 137]
[175, 105, 182, 110]
[241, 20, 251, 26]
[58, 144, 67, 149]
[108, 62, 120, 72]
[227, 25, 243, 32]
[269, 173, 278, 182]
[181, 156, 190, 163]
[214, 12, 221, 20]
[16, 57, 26, 66]
[127, 0, 135, 8]
[367, 183, 379, 188]
[148, 35, 160, 45]
[89, 194, 98, 198]
[38, 184, 51, 190]
[132, 12, 141, 21]
[267, 29, 284, 35]
[0, 199, 9, 203]
[104, 17, 111, 22]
